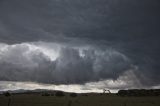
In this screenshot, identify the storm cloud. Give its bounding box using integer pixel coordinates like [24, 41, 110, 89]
[0, 42, 133, 84]
[0, 0, 160, 90]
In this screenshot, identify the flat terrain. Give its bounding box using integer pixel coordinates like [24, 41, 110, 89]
[0, 94, 160, 106]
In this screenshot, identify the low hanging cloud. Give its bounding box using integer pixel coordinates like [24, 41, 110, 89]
[0, 0, 159, 91]
[0, 42, 133, 85]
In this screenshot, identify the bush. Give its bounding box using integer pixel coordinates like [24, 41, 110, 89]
[4, 92, 11, 97]
[42, 92, 50, 96]
[82, 94, 88, 96]
[55, 91, 65, 97]
[70, 93, 77, 97]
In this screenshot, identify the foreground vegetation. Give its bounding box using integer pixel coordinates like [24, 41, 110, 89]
[0, 92, 160, 106]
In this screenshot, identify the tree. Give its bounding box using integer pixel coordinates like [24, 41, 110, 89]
[3, 92, 11, 106]
[70, 93, 77, 97]
[55, 91, 65, 97]
[103, 89, 111, 94]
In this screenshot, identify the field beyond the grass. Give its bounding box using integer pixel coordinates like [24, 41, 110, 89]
[0, 93, 160, 106]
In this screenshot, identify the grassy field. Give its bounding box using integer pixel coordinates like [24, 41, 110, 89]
[0, 93, 160, 106]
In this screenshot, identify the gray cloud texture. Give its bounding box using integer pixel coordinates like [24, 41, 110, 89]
[0, 0, 160, 89]
[0, 43, 132, 84]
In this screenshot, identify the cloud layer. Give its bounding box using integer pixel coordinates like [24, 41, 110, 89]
[0, 42, 132, 84]
[0, 0, 160, 90]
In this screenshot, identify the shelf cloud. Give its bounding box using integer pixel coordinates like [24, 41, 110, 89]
[0, 42, 132, 84]
[0, 0, 160, 91]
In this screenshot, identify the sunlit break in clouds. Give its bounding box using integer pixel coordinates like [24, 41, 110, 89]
[0, 0, 160, 92]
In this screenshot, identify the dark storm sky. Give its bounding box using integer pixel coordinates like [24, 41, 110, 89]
[0, 0, 160, 88]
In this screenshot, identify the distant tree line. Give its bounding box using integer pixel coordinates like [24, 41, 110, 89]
[41, 91, 65, 97]
[118, 89, 160, 96]
[41, 91, 78, 97]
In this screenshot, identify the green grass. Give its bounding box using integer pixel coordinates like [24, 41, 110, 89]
[0, 94, 160, 106]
